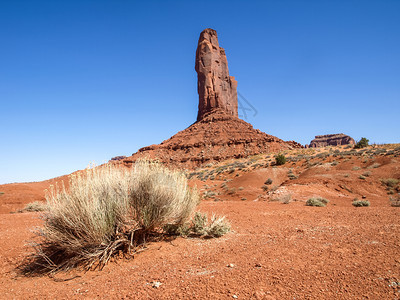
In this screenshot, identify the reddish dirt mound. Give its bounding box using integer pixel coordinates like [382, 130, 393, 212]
[122, 110, 302, 169]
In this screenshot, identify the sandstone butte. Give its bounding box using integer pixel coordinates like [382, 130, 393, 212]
[121, 28, 302, 169]
[308, 133, 355, 148]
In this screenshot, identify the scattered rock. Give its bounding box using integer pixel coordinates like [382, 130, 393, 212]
[227, 263, 235, 268]
[151, 281, 162, 288]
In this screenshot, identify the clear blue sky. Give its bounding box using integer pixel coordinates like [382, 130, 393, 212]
[1, 0, 399, 184]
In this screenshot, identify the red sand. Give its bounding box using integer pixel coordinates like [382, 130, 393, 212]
[0, 146, 399, 299]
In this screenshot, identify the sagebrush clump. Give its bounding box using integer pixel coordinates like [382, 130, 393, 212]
[24, 160, 229, 273]
[306, 197, 329, 207]
[352, 200, 370, 207]
[20, 201, 47, 212]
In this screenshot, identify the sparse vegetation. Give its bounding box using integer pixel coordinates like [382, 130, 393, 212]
[380, 178, 400, 194]
[352, 200, 370, 207]
[264, 178, 273, 185]
[174, 212, 230, 238]
[354, 137, 369, 149]
[275, 154, 286, 166]
[352, 166, 361, 171]
[367, 162, 381, 169]
[20, 201, 47, 212]
[0, 192, 4, 195]
[306, 197, 329, 207]
[389, 195, 400, 207]
[24, 160, 229, 274]
[359, 175, 366, 180]
[262, 185, 269, 191]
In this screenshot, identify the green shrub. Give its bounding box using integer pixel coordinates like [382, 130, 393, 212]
[25, 160, 200, 273]
[354, 137, 369, 149]
[306, 197, 329, 207]
[352, 200, 370, 207]
[275, 154, 286, 166]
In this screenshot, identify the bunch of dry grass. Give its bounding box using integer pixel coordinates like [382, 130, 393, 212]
[166, 212, 230, 238]
[306, 197, 329, 207]
[20, 201, 47, 212]
[24, 160, 199, 274]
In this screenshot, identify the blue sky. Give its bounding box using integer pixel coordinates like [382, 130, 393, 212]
[1, 0, 399, 184]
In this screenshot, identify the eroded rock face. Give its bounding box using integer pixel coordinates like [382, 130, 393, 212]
[309, 134, 355, 148]
[195, 28, 238, 121]
[122, 110, 302, 169]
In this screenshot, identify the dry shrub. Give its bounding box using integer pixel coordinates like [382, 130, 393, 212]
[352, 200, 370, 207]
[306, 197, 328, 207]
[187, 212, 230, 238]
[24, 160, 200, 274]
[389, 195, 400, 207]
[21, 201, 47, 212]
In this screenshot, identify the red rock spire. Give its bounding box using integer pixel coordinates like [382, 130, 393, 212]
[195, 28, 238, 121]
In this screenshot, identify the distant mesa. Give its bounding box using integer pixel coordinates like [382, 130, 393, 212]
[121, 28, 302, 169]
[308, 134, 355, 148]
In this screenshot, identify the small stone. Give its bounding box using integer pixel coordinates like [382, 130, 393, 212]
[362, 195, 367, 199]
[232, 295, 238, 299]
[227, 263, 235, 268]
[255, 263, 262, 268]
[151, 281, 162, 288]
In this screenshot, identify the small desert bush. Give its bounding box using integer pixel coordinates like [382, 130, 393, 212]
[389, 195, 400, 207]
[306, 197, 329, 207]
[362, 171, 371, 177]
[381, 178, 399, 189]
[367, 163, 381, 169]
[166, 212, 230, 238]
[264, 178, 273, 185]
[354, 137, 369, 149]
[352, 200, 370, 207]
[25, 160, 201, 273]
[21, 201, 47, 212]
[275, 154, 286, 166]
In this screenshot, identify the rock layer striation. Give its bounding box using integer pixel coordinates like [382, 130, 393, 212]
[309, 134, 355, 148]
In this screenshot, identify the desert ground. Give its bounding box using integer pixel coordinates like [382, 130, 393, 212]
[1, 144, 399, 299]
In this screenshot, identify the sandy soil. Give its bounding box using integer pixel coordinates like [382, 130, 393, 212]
[0, 145, 399, 299]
